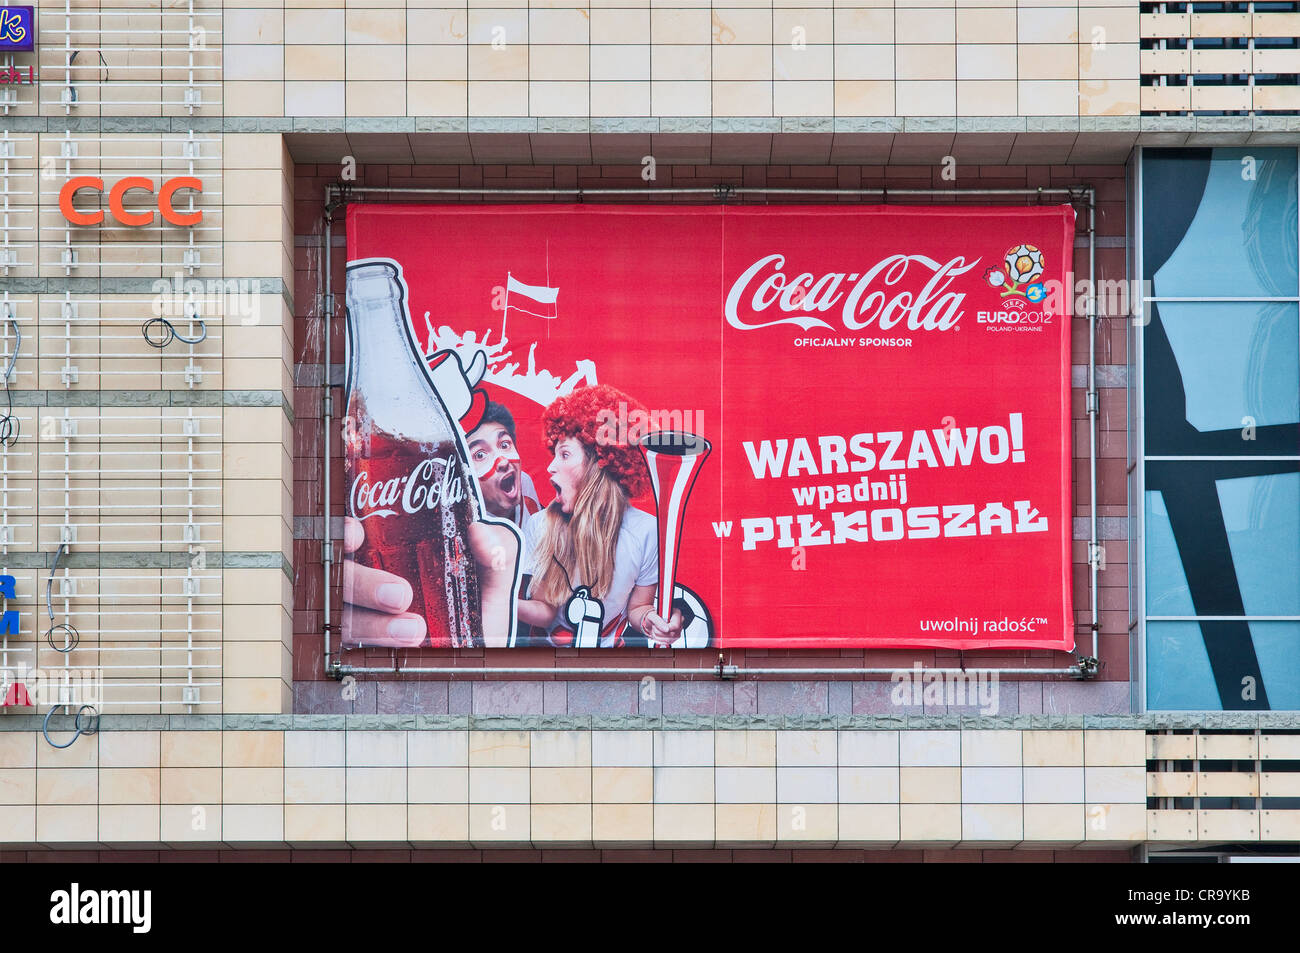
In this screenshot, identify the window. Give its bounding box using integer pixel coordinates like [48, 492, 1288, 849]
[1138, 148, 1300, 711]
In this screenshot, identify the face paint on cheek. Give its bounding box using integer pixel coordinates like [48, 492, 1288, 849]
[472, 446, 520, 480]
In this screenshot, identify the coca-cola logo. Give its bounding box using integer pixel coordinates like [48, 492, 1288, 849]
[724, 253, 980, 333]
[351, 456, 467, 520]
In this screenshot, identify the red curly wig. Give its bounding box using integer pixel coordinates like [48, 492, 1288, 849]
[540, 384, 651, 499]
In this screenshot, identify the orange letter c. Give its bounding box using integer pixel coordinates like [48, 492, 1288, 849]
[59, 176, 104, 226]
[109, 176, 156, 226]
[158, 177, 203, 226]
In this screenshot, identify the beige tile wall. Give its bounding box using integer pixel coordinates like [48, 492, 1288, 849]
[0, 727, 1165, 848]
[0, 131, 294, 717]
[215, 1, 1146, 120]
[12, 3, 1297, 126]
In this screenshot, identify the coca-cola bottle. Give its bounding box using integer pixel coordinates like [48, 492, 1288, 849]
[342, 260, 481, 648]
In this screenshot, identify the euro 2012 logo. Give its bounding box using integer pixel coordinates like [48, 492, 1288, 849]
[984, 244, 1047, 303]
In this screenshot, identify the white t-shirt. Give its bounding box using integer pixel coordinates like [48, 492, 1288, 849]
[520, 505, 659, 647]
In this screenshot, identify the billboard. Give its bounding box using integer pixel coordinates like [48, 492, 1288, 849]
[342, 204, 1075, 652]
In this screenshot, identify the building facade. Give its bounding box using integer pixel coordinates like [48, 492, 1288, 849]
[0, 0, 1297, 861]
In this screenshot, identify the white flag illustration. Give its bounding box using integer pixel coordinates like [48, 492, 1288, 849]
[505, 273, 559, 319]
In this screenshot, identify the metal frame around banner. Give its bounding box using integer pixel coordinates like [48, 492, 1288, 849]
[319, 184, 1100, 682]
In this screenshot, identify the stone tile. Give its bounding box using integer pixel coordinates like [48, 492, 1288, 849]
[838, 767, 900, 803]
[593, 731, 652, 768]
[1084, 767, 1146, 804]
[284, 731, 345, 768]
[1024, 730, 1083, 767]
[345, 804, 407, 844]
[776, 767, 838, 804]
[530, 731, 591, 767]
[828, 681, 852, 715]
[961, 730, 1022, 766]
[715, 803, 777, 847]
[654, 731, 715, 767]
[637, 679, 663, 717]
[961, 804, 1024, 842]
[853, 680, 911, 714]
[566, 681, 638, 715]
[472, 681, 545, 715]
[774, 803, 837, 843]
[285, 804, 346, 844]
[777, 731, 837, 767]
[408, 768, 469, 804]
[899, 767, 961, 803]
[733, 681, 758, 715]
[36, 805, 98, 844]
[223, 732, 284, 768]
[0, 734, 35, 769]
[1024, 767, 1084, 804]
[448, 681, 473, 714]
[531, 804, 593, 845]
[949, 680, 1015, 717]
[293, 681, 349, 714]
[839, 731, 899, 767]
[838, 804, 900, 845]
[468, 731, 529, 767]
[1084, 803, 1146, 842]
[593, 804, 653, 846]
[1085, 730, 1146, 767]
[592, 767, 652, 803]
[960, 767, 1023, 803]
[377, 681, 449, 714]
[1023, 804, 1085, 843]
[469, 803, 529, 844]
[346, 767, 407, 803]
[408, 731, 469, 767]
[715, 730, 775, 768]
[899, 804, 961, 842]
[1018, 682, 1044, 715]
[223, 804, 284, 843]
[653, 767, 714, 803]
[899, 731, 960, 767]
[99, 732, 161, 768]
[531, 768, 592, 804]
[346, 731, 407, 767]
[1043, 681, 1132, 714]
[469, 767, 530, 804]
[408, 805, 470, 845]
[715, 767, 776, 804]
[542, 682, 567, 715]
[757, 680, 828, 715]
[653, 804, 714, 845]
[285, 767, 345, 804]
[99, 805, 160, 844]
[661, 681, 732, 715]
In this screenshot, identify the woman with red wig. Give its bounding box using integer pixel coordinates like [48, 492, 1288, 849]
[516, 384, 683, 648]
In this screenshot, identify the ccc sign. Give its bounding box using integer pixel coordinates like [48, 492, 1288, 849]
[59, 176, 203, 227]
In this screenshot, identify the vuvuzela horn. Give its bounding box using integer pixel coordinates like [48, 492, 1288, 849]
[637, 430, 711, 637]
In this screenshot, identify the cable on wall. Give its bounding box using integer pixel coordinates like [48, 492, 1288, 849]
[44, 542, 78, 652]
[141, 316, 207, 347]
[0, 313, 18, 446]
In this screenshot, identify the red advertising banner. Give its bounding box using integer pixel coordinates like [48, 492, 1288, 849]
[342, 204, 1075, 652]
